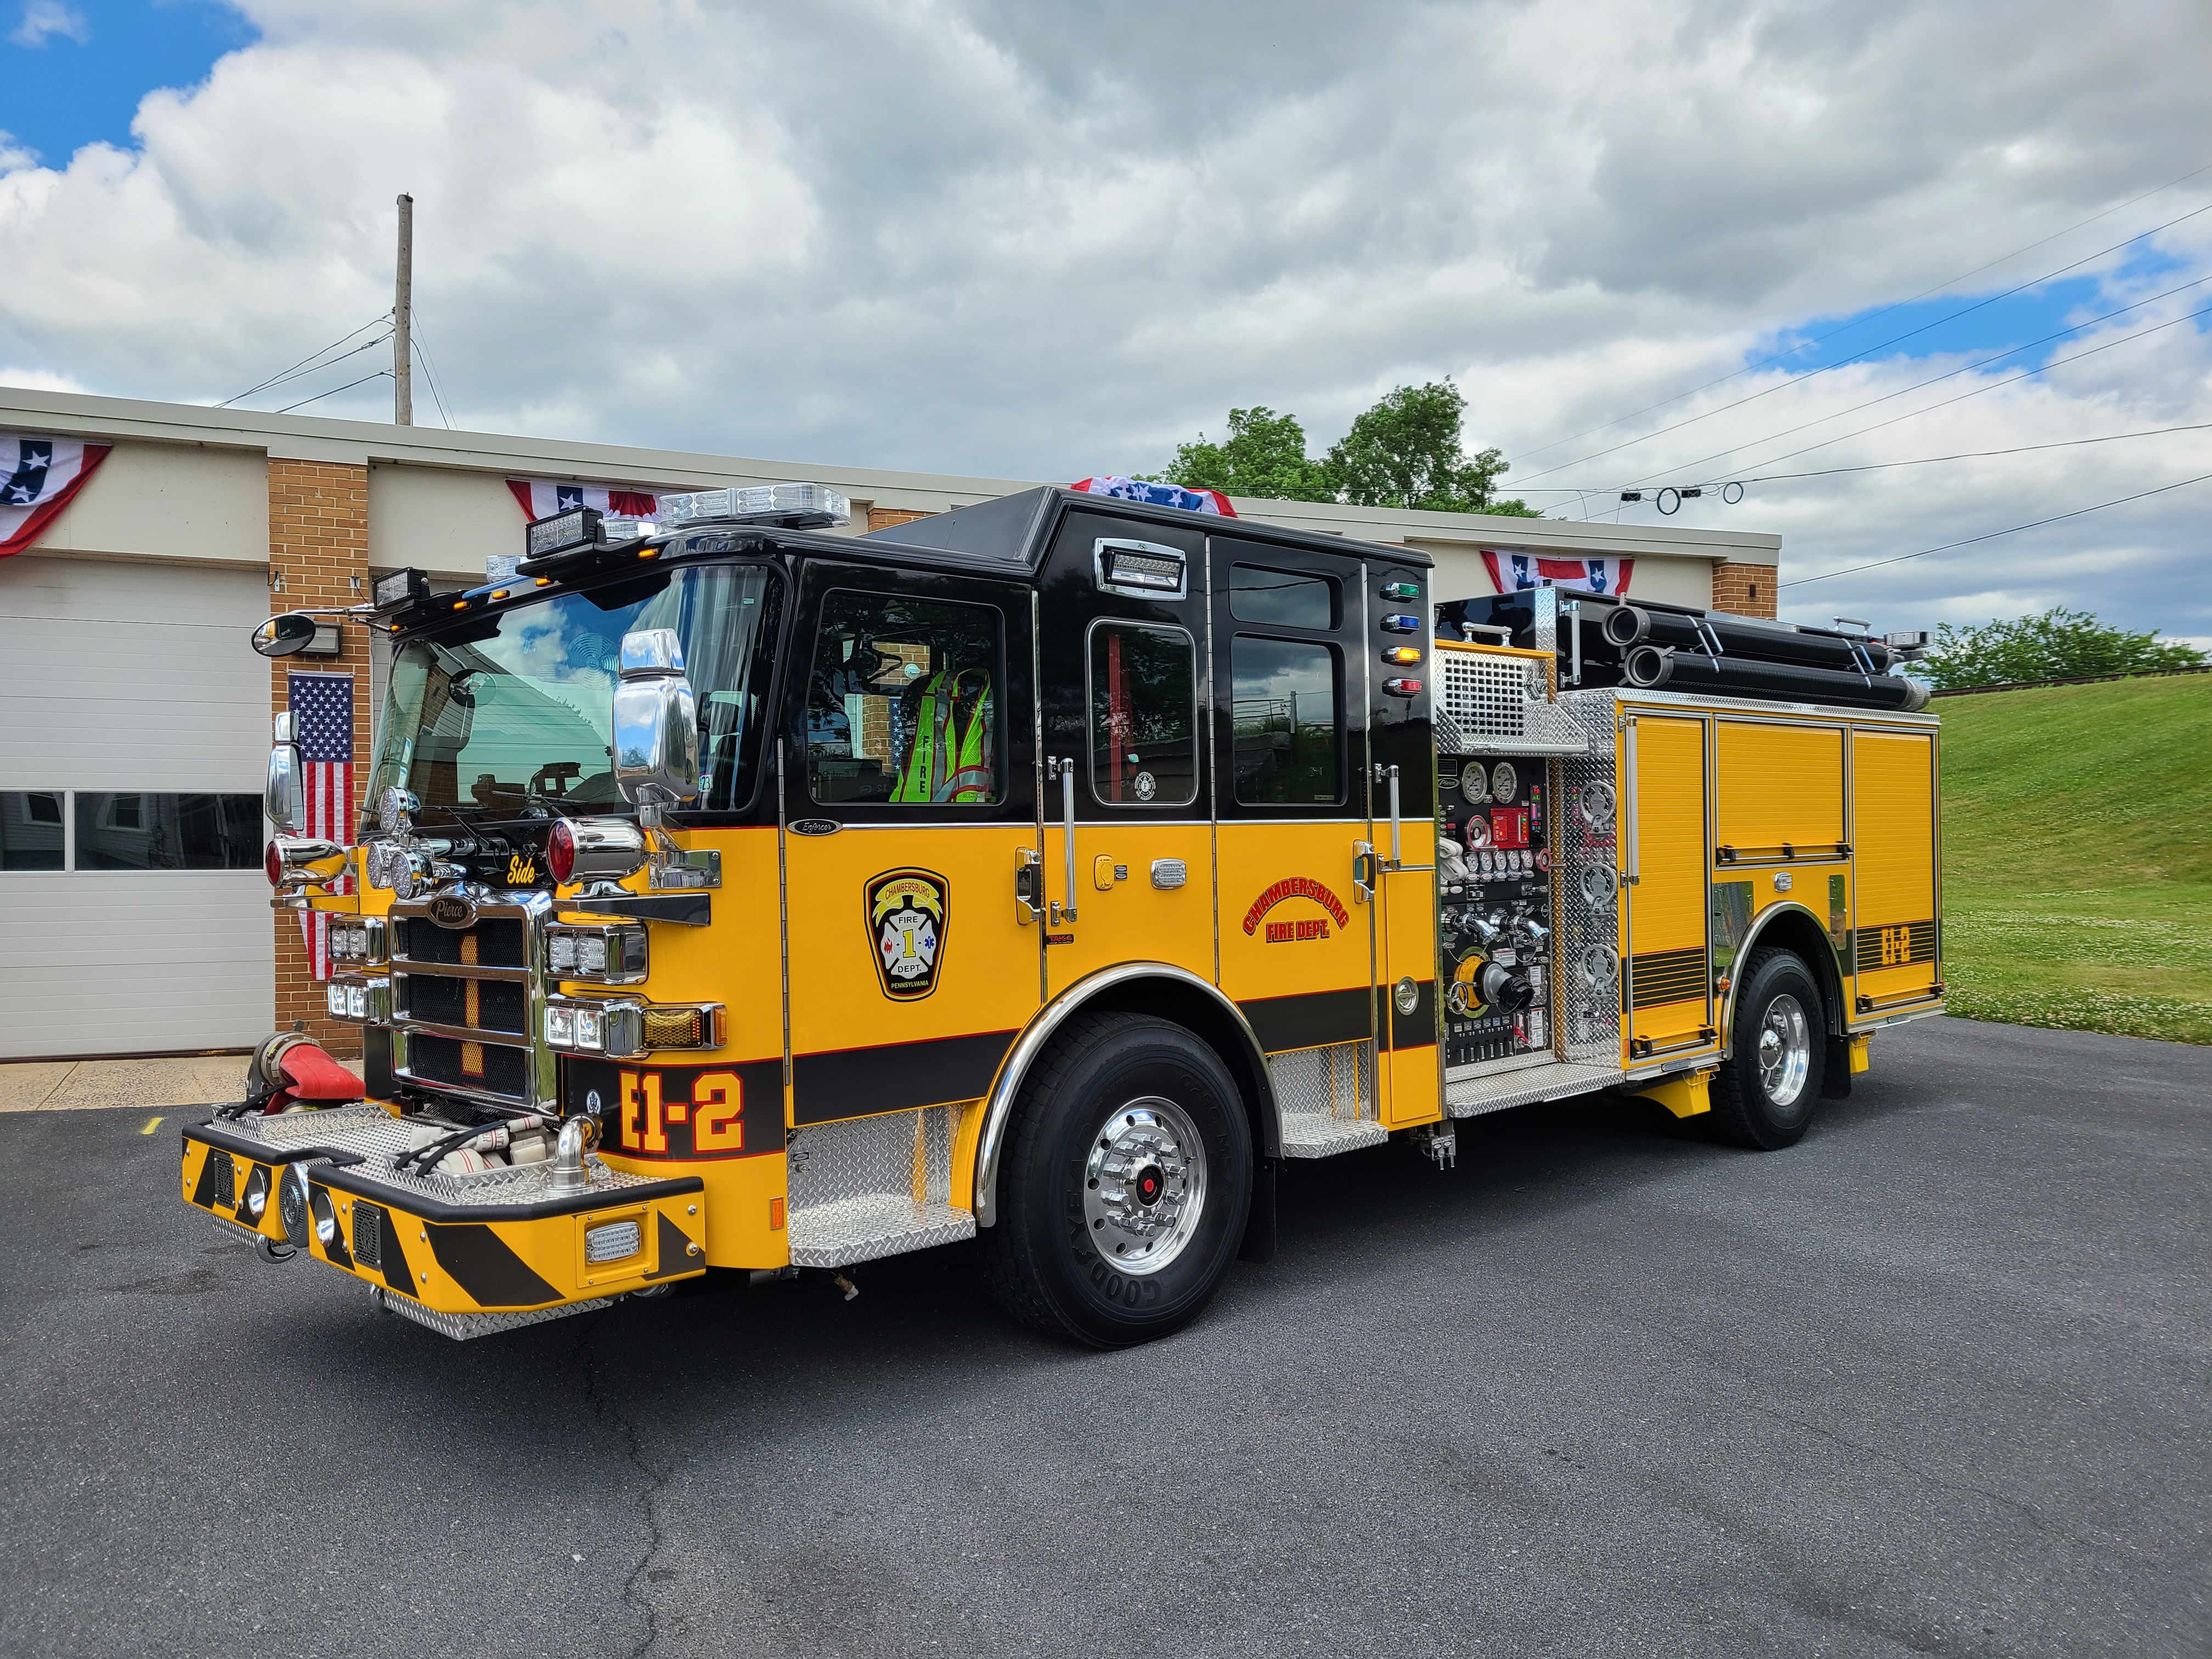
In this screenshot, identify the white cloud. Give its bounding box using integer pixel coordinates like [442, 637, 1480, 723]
[9, 1, 87, 48]
[0, 0, 2208, 640]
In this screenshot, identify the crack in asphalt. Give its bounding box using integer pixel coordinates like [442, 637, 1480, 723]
[575, 1324, 673, 1658]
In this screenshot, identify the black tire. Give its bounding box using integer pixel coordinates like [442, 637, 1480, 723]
[979, 1012, 1252, 1348]
[1710, 947, 1827, 1150]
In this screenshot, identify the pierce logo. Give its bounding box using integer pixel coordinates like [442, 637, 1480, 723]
[866, 868, 949, 1001]
[1242, 877, 1351, 937]
[426, 893, 475, 929]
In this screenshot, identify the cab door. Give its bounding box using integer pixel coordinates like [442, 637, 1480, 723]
[780, 561, 1042, 1134]
[1207, 535, 1382, 1146]
[1035, 509, 1215, 998]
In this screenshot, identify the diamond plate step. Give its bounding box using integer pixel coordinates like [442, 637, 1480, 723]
[1444, 1059, 1624, 1119]
[1278, 1112, 1390, 1159]
[786, 1195, 977, 1269]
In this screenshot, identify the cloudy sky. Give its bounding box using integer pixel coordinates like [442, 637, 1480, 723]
[3, 0, 2209, 643]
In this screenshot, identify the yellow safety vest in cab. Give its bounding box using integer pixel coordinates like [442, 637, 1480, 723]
[892, 668, 993, 804]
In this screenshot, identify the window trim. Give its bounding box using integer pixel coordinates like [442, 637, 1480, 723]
[803, 585, 1010, 811]
[1084, 616, 1200, 810]
[1228, 631, 1346, 809]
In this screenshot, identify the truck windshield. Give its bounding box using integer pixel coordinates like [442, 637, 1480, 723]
[367, 563, 782, 827]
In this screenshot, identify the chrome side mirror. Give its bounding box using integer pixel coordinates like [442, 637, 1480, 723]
[267, 713, 304, 834]
[252, 613, 319, 658]
[613, 629, 699, 811]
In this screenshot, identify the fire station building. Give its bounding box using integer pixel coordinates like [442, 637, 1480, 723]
[0, 385, 1783, 1061]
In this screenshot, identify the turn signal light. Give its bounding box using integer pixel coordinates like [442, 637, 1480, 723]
[1381, 646, 1421, 666]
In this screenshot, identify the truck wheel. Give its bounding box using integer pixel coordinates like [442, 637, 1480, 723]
[1711, 947, 1826, 1150]
[980, 1012, 1252, 1348]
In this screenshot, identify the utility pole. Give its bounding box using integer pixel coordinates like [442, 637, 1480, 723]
[393, 193, 414, 426]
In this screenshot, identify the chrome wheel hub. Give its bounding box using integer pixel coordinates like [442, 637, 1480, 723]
[1081, 1097, 1207, 1276]
[1757, 993, 1812, 1108]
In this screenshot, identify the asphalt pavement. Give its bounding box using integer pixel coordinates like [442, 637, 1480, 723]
[1, 1016, 2204, 1658]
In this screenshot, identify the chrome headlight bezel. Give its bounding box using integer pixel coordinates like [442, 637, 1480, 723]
[543, 923, 648, 985]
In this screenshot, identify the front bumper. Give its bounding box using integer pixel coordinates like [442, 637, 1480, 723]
[183, 1104, 707, 1339]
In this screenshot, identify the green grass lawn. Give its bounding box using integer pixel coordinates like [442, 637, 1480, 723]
[1937, 672, 2212, 1044]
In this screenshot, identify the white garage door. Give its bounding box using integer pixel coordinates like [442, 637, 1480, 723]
[0, 555, 274, 1059]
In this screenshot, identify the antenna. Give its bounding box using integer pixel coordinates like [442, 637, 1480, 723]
[394, 193, 414, 426]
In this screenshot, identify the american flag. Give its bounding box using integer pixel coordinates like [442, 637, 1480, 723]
[1, 435, 112, 558]
[506, 478, 659, 521]
[289, 672, 356, 980]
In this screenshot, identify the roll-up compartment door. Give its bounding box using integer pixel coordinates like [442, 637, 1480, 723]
[1849, 729, 1939, 1012]
[1623, 713, 1712, 1057]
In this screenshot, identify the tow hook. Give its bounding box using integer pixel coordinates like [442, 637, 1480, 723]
[253, 1234, 297, 1264]
[1412, 1123, 1457, 1171]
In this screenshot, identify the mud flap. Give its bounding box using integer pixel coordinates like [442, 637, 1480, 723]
[1238, 1156, 1277, 1264]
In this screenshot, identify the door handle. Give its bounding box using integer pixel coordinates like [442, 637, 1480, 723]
[1015, 848, 1042, 925]
[1372, 762, 1402, 867]
[1047, 757, 1077, 923]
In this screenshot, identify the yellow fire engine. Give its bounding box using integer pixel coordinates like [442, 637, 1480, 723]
[193, 483, 1943, 1346]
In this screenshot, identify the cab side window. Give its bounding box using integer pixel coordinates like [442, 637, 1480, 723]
[806, 591, 1002, 806]
[1088, 621, 1197, 807]
[1231, 636, 1340, 805]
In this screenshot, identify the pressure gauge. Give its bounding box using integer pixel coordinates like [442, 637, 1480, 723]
[1490, 762, 1519, 802]
[1462, 765, 1489, 804]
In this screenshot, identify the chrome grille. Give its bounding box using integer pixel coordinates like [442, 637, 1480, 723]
[387, 891, 555, 1109]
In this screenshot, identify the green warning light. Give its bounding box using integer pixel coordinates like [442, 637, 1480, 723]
[1380, 580, 1420, 601]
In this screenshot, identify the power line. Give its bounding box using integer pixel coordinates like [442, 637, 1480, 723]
[219, 312, 392, 407]
[1781, 470, 2212, 589]
[1671, 294, 2212, 488]
[410, 330, 454, 430]
[1717, 422, 2212, 487]
[1511, 199, 2212, 489]
[1504, 160, 2212, 468]
[230, 330, 395, 407]
[275, 369, 393, 415]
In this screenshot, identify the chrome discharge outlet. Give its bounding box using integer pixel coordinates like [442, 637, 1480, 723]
[550, 1117, 597, 1194]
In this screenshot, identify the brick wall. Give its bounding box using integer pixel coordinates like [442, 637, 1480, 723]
[1710, 560, 1778, 619]
[268, 458, 371, 1054]
[865, 506, 932, 531]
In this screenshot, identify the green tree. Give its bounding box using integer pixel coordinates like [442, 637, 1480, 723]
[1324, 380, 1537, 516]
[1914, 606, 2207, 690]
[1156, 405, 1338, 503]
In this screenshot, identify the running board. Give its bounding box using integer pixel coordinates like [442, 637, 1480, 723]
[1445, 1059, 1626, 1119]
[787, 1197, 976, 1268]
[1278, 1113, 1390, 1158]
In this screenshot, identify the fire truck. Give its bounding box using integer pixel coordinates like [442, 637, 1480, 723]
[190, 483, 1943, 1347]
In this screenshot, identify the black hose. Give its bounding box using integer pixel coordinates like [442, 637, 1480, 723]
[1605, 603, 1897, 673]
[1623, 645, 1929, 710]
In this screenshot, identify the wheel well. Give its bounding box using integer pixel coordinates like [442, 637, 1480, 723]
[1080, 977, 1280, 1162]
[1729, 905, 1847, 1052]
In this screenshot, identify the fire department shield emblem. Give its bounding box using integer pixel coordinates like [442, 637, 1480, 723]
[866, 868, 949, 1002]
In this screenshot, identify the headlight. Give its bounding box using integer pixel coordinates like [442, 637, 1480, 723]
[578, 935, 608, 975]
[327, 983, 348, 1017]
[543, 924, 646, 984]
[546, 1004, 575, 1048]
[310, 1186, 338, 1248]
[241, 1163, 270, 1221]
[345, 983, 368, 1019]
[548, 934, 577, 974]
[573, 1005, 603, 1052]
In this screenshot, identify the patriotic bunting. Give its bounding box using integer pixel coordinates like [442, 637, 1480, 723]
[507, 478, 660, 521]
[1070, 476, 1237, 517]
[1480, 550, 1634, 597]
[1, 435, 112, 558]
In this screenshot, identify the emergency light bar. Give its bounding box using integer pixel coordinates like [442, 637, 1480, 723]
[656, 483, 850, 531]
[371, 568, 431, 611]
[528, 506, 602, 561]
